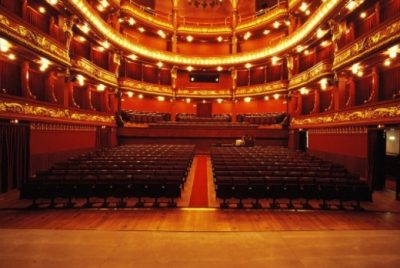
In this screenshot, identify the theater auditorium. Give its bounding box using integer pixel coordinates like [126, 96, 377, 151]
[0, 0, 400, 267]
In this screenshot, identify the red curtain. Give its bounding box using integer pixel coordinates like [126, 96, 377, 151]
[29, 69, 46, 101]
[380, 0, 400, 22]
[0, 0, 22, 16]
[73, 85, 84, 108]
[237, 69, 249, 86]
[126, 62, 142, 80]
[320, 90, 332, 111]
[379, 66, 400, 101]
[91, 90, 102, 112]
[301, 94, 314, 115]
[355, 75, 373, 106]
[143, 65, 158, 83]
[0, 60, 22, 96]
[92, 50, 109, 70]
[266, 65, 281, 82]
[71, 39, 91, 60]
[0, 122, 30, 193]
[250, 66, 265, 85]
[159, 69, 171, 85]
[26, 6, 49, 34]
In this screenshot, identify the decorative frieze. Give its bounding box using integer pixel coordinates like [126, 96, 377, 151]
[307, 126, 368, 134]
[30, 122, 96, 132]
[71, 57, 118, 87]
[236, 81, 288, 97]
[236, 5, 288, 32]
[119, 78, 173, 96]
[176, 89, 231, 98]
[289, 60, 333, 89]
[0, 13, 69, 66]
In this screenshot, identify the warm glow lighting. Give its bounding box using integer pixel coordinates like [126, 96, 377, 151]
[244, 97, 251, 103]
[157, 30, 166, 39]
[351, 63, 360, 74]
[127, 54, 138, 60]
[0, 38, 10, 52]
[360, 12, 367, 18]
[319, 78, 328, 90]
[128, 18, 136, 25]
[8, 53, 16, 60]
[76, 74, 85, 86]
[187, 66, 193, 72]
[300, 87, 310, 95]
[47, 0, 59, 5]
[346, 0, 357, 11]
[299, 2, 308, 12]
[97, 4, 105, 12]
[138, 27, 145, 33]
[217, 36, 223, 42]
[284, 20, 291, 26]
[39, 57, 50, 72]
[217, 98, 223, 104]
[97, 84, 106, 92]
[384, 59, 391, 67]
[186, 35, 194, 42]
[217, 66, 223, 71]
[305, 10, 311, 16]
[357, 70, 364, 77]
[156, 61, 163, 68]
[304, 49, 310, 55]
[263, 29, 271, 35]
[271, 56, 280, 65]
[273, 93, 280, 100]
[79, 23, 90, 34]
[264, 96, 269, 100]
[97, 46, 105, 52]
[320, 40, 331, 47]
[99, 0, 109, 8]
[316, 28, 327, 38]
[38, 7, 46, 14]
[101, 40, 110, 49]
[185, 98, 191, 103]
[388, 45, 398, 59]
[190, 77, 195, 82]
[296, 45, 305, 52]
[389, 136, 396, 141]
[138, 94, 143, 99]
[77, 36, 86, 42]
[273, 21, 281, 29]
[157, 96, 165, 101]
[243, 32, 252, 40]
[245, 63, 252, 69]
[127, 91, 134, 98]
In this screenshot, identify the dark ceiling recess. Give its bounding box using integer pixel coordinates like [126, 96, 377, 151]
[189, 73, 220, 83]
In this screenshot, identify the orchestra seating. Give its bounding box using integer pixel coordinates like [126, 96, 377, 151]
[236, 113, 286, 125]
[121, 110, 171, 123]
[21, 144, 195, 207]
[176, 113, 231, 122]
[211, 146, 372, 209]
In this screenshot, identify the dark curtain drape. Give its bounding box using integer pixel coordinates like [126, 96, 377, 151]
[250, 67, 265, 85]
[29, 70, 46, 101]
[126, 61, 142, 80]
[143, 65, 158, 83]
[379, 66, 400, 101]
[0, 0, 22, 16]
[237, 70, 249, 86]
[266, 65, 281, 82]
[159, 69, 171, 85]
[299, 53, 314, 72]
[320, 89, 332, 111]
[0, 60, 22, 96]
[301, 94, 314, 115]
[316, 45, 333, 62]
[92, 49, 109, 70]
[368, 129, 386, 190]
[0, 123, 30, 193]
[355, 76, 373, 106]
[91, 91, 102, 112]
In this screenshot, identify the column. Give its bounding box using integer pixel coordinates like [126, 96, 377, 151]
[171, 0, 179, 53]
[44, 71, 58, 103]
[230, 0, 238, 54]
[21, 61, 35, 99]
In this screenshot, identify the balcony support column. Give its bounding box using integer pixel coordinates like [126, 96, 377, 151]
[230, 0, 238, 54]
[21, 61, 36, 100]
[171, 0, 179, 53]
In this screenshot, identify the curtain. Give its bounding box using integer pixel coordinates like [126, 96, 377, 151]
[316, 44, 333, 62]
[92, 50, 109, 70]
[299, 53, 314, 72]
[0, 122, 30, 193]
[301, 94, 314, 115]
[250, 67, 265, 85]
[266, 65, 281, 82]
[0, 60, 22, 96]
[29, 70, 46, 101]
[127, 62, 142, 80]
[159, 69, 171, 85]
[91, 91, 102, 112]
[320, 90, 332, 111]
[355, 76, 373, 106]
[237, 70, 249, 87]
[379, 66, 400, 101]
[71, 39, 91, 59]
[143, 65, 158, 83]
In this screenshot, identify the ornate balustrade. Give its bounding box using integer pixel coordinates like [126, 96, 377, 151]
[289, 60, 333, 90]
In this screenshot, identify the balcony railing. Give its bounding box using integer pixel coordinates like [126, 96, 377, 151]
[71, 56, 118, 87]
[119, 78, 173, 96]
[289, 60, 333, 90]
[236, 80, 288, 97]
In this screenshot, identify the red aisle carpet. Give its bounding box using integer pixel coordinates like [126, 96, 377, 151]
[189, 156, 209, 208]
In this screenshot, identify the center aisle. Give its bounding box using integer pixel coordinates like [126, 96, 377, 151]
[189, 156, 209, 208]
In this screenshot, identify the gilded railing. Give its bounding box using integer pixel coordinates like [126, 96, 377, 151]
[70, 56, 118, 87]
[333, 17, 400, 70]
[176, 88, 231, 98]
[0, 13, 69, 66]
[236, 5, 288, 33]
[289, 60, 333, 89]
[119, 78, 173, 96]
[291, 101, 400, 127]
[236, 81, 288, 97]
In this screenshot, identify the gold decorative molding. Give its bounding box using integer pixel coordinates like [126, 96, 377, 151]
[177, 25, 232, 35]
[176, 89, 231, 98]
[0, 101, 115, 124]
[120, 3, 173, 31]
[236, 81, 288, 97]
[236, 6, 288, 33]
[289, 60, 333, 89]
[289, 0, 302, 10]
[71, 56, 118, 87]
[30, 122, 96, 132]
[291, 103, 400, 127]
[68, 0, 342, 66]
[333, 17, 400, 70]
[119, 78, 173, 96]
[0, 13, 69, 66]
[308, 126, 368, 134]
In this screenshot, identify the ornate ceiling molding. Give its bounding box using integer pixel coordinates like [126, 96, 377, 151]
[0, 100, 115, 124]
[291, 102, 400, 127]
[71, 56, 118, 87]
[289, 60, 333, 89]
[333, 17, 400, 70]
[67, 0, 342, 66]
[0, 13, 70, 66]
[236, 80, 288, 97]
[119, 78, 173, 96]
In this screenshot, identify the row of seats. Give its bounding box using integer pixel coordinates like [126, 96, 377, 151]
[211, 146, 372, 209]
[121, 110, 171, 123]
[236, 113, 286, 125]
[176, 113, 231, 122]
[21, 144, 195, 207]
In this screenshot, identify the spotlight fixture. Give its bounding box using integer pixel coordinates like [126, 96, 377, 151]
[138, 94, 143, 99]
[138, 27, 145, 33]
[273, 93, 280, 100]
[263, 29, 271, 35]
[128, 18, 136, 25]
[384, 59, 391, 67]
[76, 74, 85, 86]
[243, 32, 252, 40]
[217, 66, 223, 71]
[273, 21, 281, 29]
[319, 78, 328, 90]
[299, 87, 310, 95]
[38, 7, 46, 14]
[185, 98, 191, 103]
[157, 96, 165, 101]
[8, 53, 16, 60]
[264, 96, 269, 100]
